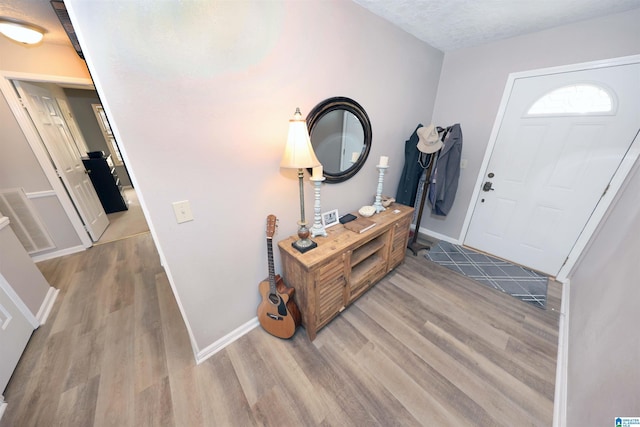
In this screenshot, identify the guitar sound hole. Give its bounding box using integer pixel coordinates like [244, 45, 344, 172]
[268, 293, 280, 305]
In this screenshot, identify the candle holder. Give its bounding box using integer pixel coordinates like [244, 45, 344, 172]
[373, 164, 389, 213]
[309, 176, 327, 237]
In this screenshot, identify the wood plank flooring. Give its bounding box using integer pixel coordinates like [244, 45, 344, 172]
[0, 232, 560, 426]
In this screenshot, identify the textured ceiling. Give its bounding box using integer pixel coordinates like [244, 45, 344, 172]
[353, 0, 640, 51]
[2, 0, 640, 51]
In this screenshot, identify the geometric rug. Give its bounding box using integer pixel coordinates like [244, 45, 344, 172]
[424, 240, 548, 309]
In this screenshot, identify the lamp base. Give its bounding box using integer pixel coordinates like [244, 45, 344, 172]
[292, 239, 317, 253]
[292, 220, 316, 253]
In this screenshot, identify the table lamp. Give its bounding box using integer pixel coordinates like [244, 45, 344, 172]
[280, 107, 321, 253]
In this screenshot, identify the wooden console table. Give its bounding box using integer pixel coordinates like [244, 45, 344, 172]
[278, 203, 413, 340]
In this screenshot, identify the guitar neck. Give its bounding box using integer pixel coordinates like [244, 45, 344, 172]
[267, 237, 277, 294]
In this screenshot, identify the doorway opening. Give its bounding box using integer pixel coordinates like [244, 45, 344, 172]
[0, 71, 149, 257]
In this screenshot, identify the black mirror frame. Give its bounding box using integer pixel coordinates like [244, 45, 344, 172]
[306, 96, 372, 183]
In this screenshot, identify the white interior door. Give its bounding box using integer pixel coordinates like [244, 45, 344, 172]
[13, 81, 108, 242]
[464, 63, 640, 275]
[0, 275, 34, 393]
[56, 97, 90, 156]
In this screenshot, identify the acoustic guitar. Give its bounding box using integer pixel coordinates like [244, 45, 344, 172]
[257, 214, 301, 339]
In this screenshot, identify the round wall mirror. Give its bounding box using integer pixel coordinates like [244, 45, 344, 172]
[306, 96, 371, 183]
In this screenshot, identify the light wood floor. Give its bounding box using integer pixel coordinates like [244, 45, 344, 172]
[95, 187, 149, 246]
[1, 233, 560, 426]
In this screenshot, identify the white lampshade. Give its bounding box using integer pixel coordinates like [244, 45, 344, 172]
[0, 18, 45, 45]
[280, 108, 320, 169]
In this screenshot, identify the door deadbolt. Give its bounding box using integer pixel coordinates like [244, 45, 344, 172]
[482, 181, 494, 192]
[488, 172, 495, 178]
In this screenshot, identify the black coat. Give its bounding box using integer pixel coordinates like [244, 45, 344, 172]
[395, 124, 424, 206]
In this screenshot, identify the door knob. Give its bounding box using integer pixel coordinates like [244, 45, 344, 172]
[482, 181, 494, 192]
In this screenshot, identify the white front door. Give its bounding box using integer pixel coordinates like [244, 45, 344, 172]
[0, 275, 34, 393]
[464, 62, 640, 275]
[14, 81, 108, 242]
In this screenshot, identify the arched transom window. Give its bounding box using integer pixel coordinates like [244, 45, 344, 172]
[526, 83, 616, 116]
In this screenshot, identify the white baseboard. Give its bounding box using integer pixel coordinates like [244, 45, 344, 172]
[31, 245, 86, 263]
[0, 400, 7, 421]
[417, 226, 461, 245]
[195, 317, 260, 364]
[553, 279, 570, 427]
[36, 287, 59, 325]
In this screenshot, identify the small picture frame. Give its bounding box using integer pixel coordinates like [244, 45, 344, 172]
[321, 209, 339, 228]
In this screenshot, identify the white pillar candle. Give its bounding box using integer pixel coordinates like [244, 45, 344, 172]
[379, 156, 389, 167]
[312, 165, 323, 179]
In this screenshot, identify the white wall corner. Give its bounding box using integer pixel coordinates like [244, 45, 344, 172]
[553, 278, 570, 427]
[36, 287, 59, 325]
[196, 317, 260, 365]
[31, 245, 86, 263]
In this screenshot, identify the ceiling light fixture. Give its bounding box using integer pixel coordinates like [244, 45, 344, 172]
[0, 17, 45, 45]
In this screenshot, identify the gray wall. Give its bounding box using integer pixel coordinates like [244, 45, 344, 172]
[66, 0, 444, 354]
[0, 219, 52, 317]
[62, 89, 104, 153]
[0, 92, 50, 191]
[567, 158, 640, 425]
[429, 8, 640, 425]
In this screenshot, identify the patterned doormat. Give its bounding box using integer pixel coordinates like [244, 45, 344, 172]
[424, 240, 548, 309]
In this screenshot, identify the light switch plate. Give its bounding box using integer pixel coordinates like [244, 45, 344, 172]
[172, 200, 193, 223]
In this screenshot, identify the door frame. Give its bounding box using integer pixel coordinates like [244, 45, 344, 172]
[0, 70, 95, 249]
[13, 79, 109, 242]
[460, 54, 640, 281]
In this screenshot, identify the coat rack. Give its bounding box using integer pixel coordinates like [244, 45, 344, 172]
[407, 125, 449, 255]
[407, 153, 436, 255]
